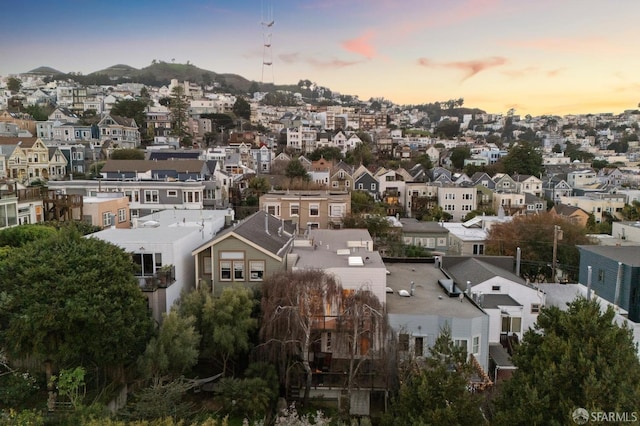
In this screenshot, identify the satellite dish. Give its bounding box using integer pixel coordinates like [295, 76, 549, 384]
[386, 287, 394, 294]
[398, 289, 410, 297]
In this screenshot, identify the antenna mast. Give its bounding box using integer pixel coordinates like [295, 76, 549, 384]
[261, 0, 275, 87]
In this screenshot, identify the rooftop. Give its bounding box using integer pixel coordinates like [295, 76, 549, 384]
[90, 209, 228, 245]
[577, 245, 640, 266]
[385, 262, 485, 319]
[291, 229, 384, 270]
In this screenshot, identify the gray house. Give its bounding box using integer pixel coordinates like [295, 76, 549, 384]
[399, 218, 449, 254]
[385, 262, 491, 378]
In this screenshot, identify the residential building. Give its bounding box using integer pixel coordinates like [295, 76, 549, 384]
[559, 193, 626, 223]
[441, 256, 546, 345]
[77, 193, 130, 229]
[290, 228, 387, 303]
[97, 114, 141, 148]
[259, 190, 351, 233]
[549, 203, 590, 227]
[385, 261, 491, 378]
[191, 210, 296, 295]
[567, 169, 597, 188]
[90, 209, 228, 323]
[577, 245, 640, 322]
[398, 218, 449, 253]
[437, 185, 477, 221]
[46, 179, 207, 218]
[443, 213, 513, 256]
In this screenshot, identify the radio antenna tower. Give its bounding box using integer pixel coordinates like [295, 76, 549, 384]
[261, 0, 275, 87]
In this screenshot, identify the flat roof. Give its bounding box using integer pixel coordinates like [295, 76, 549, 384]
[489, 343, 514, 367]
[385, 262, 485, 319]
[292, 229, 385, 270]
[578, 245, 640, 266]
[89, 209, 228, 245]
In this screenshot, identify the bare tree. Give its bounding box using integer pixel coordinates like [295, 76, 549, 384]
[336, 288, 391, 412]
[259, 269, 342, 405]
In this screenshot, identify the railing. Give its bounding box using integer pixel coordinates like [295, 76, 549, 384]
[138, 266, 175, 291]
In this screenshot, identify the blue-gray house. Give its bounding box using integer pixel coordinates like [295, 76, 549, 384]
[577, 245, 640, 322]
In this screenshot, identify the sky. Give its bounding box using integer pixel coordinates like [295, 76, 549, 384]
[2, 0, 640, 117]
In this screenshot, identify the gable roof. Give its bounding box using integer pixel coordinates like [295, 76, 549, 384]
[0, 136, 38, 148]
[193, 210, 296, 259]
[443, 257, 525, 291]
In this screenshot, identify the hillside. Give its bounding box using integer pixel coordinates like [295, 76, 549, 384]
[91, 62, 254, 92]
[27, 66, 63, 75]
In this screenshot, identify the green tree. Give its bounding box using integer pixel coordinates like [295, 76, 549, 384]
[285, 159, 310, 183]
[0, 229, 154, 374]
[137, 311, 200, 386]
[499, 141, 543, 176]
[345, 141, 373, 166]
[110, 148, 146, 160]
[383, 327, 486, 425]
[232, 96, 251, 120]
[210, 287, 257, 376]
[342, 213, 391, 241]
[450, 146, 471, 170]
[308, 146, 343, 162]
[0, 224, 57, 249]
[492, 297, 640, 425]
[7, 77, 21, 93]
[168, 85, 190, 145]
[110, 99, 149, 132]
[24, 104, 54, 121]
[620, 200, 640, 221]
[435, 120, 461, 138]
[50, 367, 86, 409]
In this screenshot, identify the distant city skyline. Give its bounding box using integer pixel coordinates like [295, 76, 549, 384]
[2, 0, 640, 117]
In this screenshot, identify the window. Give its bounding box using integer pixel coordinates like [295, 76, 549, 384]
[370, 183, 376, 190]
[531, 303, 541, 313]
[501, 316, 522, 333]
[183, 191, 200, 203]
[415, 337, 424, 357]
[491, 285, 501, 291]
[132, 252, 162, 277]
[329, 203, 345, 217]
[102, 212, 112, 227]
[118, 208, 126, 223]
[233, 261, 244, 280]
[144, 190, 159, 203]
[598, 269, 605, 282]
[130, 209, 139, 219]
[249, 261, 264, 281]
[125, 190, 139, 203]
[473, 244, 484, 255]
[309, 204, 319, 216]
[220, 261, 232, 281]
[454, 339, 468, 354]
[167, 190, 178, 197]
[399, 334, 409, 351]
[472, 336, 480, 355]
[332, 181, 339, 188]
[290, 204, 299, 216]
[326, 331, 332, 351]
[266, 204, 280, 216]
[358, 183, 363, 190]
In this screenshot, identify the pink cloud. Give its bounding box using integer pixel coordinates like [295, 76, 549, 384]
[342, 31, 377, 59]
[418, 56, 507, 80]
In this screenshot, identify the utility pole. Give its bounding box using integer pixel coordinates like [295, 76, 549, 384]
[552, 225, 562, 282]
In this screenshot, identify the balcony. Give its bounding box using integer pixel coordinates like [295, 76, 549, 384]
[139, 266, 176, 292]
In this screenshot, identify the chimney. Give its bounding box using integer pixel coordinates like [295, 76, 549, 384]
[515, 247, 521, 277]
[586, 266, 592, 301]
[614, 262, 623, 307]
